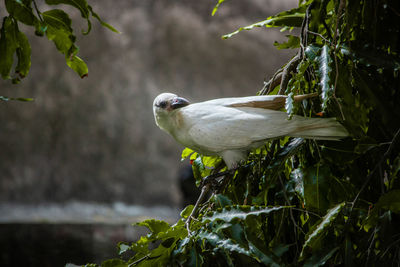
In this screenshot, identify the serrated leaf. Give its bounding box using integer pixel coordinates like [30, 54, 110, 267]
[300, 202, 345, 259]
[66, 55, 88, 78]
[318, 45, 333, 111]
[203, 205, 289, 223]
[222, 6, 305, 39]
[305, 44, 321, 61]
[285, 92, 294, 116]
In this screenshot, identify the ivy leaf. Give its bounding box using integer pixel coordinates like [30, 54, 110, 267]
[300, 202, 345, 259]
[135, 219, 170, 235]
[274, 35, 300, 50]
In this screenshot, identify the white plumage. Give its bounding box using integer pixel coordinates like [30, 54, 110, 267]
[153, 93, 348, 168]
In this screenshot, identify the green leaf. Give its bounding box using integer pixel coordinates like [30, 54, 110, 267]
[100, 259, 128, 267]
[181, 147, 195, 160]
[15, 30, 31, 77]
[180, 205, 194, 219]
[135, 219, 170, 235]
[66, 55, 88, 78]
[0, 96, 33, 102]
[5, 0, 38, 26]
[43, 9, 76, 55]
[274, 35, 300, 50]
[0, 17, 18, 79]
[300, 202, 345, 259]
[87, 5, 120, 33]
[222, 6, 305, 39]
[45, 0, 91, 34]
[212, 0, 225, 16]
[374, 189, 400, 213]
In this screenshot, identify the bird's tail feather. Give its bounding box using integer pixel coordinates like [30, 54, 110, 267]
[291, 117, 348, 140]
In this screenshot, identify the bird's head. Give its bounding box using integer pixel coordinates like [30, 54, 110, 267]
[153, 93, 190, 130]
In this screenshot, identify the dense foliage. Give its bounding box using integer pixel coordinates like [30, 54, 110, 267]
[92, 0, 397, 265]
[0, 0, 118, 89]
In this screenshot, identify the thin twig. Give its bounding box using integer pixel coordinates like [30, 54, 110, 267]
[260, 71, 283, 95]
[32, 0, 44, 22]
[307, 30, 331, 43]
[349, 127, 400, 217]
[185, 183, 211, 235]
[332, 0, 346, 121]
[278, 175, 305, 235]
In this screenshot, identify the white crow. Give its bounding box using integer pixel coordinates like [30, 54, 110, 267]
[153, 92, 348, 169]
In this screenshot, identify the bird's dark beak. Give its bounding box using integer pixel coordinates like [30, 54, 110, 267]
[171, 97, 190, 109]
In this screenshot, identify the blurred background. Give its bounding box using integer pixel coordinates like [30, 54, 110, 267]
[0, 0, 296, 266]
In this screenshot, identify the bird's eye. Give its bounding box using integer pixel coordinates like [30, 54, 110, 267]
[159, 101, 167, 108]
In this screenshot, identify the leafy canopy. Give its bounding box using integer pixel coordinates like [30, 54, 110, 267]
[83, 0, 400, 266]
[0, 0, 118, 92]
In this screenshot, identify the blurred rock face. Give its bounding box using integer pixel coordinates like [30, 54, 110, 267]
[0, 0, 296, 206]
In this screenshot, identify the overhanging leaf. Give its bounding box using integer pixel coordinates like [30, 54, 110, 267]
[66, 55, 88, 78]
[45, 0, 92, 34]
[0, 17, 18, 79]
[15, 30, 31, 77]
[5, 0, 38, 26]
[222, 6, 305, 39]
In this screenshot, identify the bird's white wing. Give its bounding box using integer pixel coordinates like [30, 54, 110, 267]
[201, 93, 318, 110]
[180, 104, 292, 154]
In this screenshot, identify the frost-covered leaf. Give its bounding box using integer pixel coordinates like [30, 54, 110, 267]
[317, 45, 333, 111]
